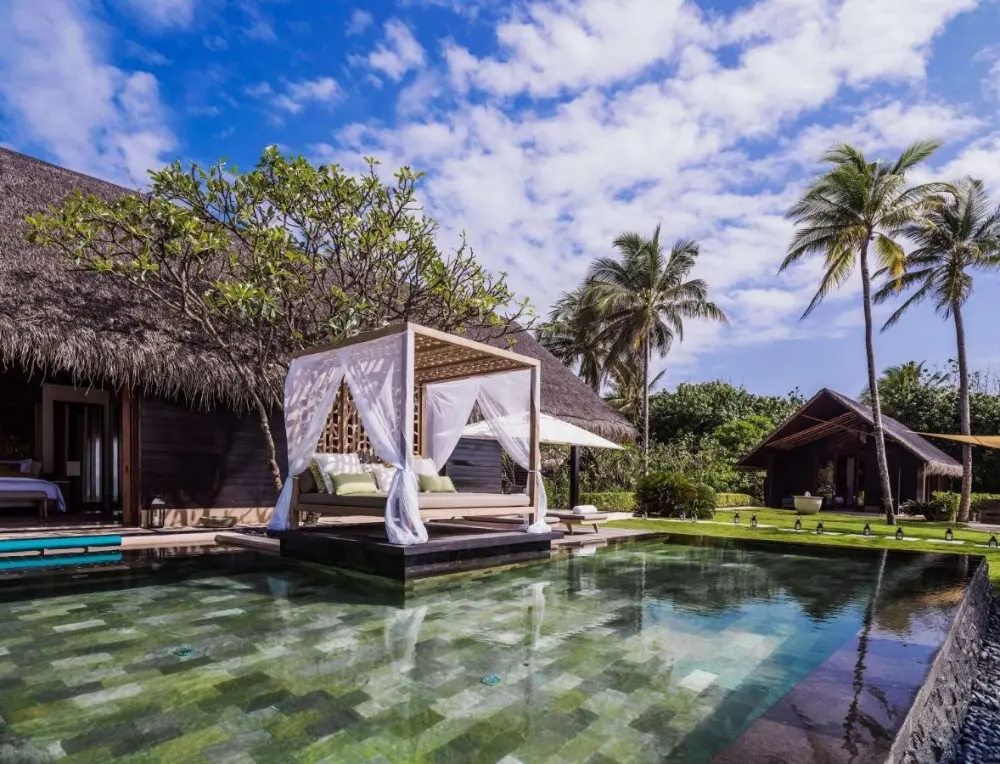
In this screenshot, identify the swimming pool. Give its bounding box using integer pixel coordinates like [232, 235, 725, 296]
[0, 538, 979, 763]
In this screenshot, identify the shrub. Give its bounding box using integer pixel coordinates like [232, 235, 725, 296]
[715, 492, 759, 508]
[579, 491, 636, 513]
[931, 491, 1000, 521]
[902, 498, 953, 522]
[636, 472, 715, 519]
[544, 477, 569, 510]
[691, 484, 717, 519]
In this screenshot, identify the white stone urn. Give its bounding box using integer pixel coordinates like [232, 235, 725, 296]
[793, 495, 823, 514]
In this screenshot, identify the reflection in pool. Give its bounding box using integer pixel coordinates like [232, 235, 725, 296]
[0, 538, 977, 763]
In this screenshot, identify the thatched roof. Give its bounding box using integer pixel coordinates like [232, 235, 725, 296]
[739, 388, 962, 478]
[0, 147, 635, 443]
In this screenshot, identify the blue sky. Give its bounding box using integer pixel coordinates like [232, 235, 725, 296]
[2, 0, 1000, 399]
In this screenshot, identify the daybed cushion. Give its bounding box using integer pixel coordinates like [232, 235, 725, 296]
[312, 453, 363, 493]
[412, 457, 438, 477]
[298, 492, 530, 510]
[331, 472, 378, 496]
[367, 464, 397, 492]
[419, 475, 457, 493]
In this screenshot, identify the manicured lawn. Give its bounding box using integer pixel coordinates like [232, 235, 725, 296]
[610, 508, 1000, 585]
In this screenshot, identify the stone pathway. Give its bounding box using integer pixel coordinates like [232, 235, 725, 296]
[955, 596, 1000, 763]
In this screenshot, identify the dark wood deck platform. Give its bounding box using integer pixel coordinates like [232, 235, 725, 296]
[274, 523, 563, 581]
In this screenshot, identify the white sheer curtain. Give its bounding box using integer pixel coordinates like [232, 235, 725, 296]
[478, 369, 548, 532]
[268, 349, 344, 531]
[340, 333, 427, 545]
[424, 377, 482, 470]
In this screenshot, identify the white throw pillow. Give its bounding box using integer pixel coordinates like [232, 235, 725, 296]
[367, 464, 397, 492]
[312, 452, 363, 494]
[412, 457, 438, 477]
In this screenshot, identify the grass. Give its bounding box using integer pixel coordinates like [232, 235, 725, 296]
[610, 507, 1000, 586]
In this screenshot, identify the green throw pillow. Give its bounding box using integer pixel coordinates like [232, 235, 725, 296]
[419, 474, 457, 493]
[331, 472, 378, 496]
[307, 459, 328, 494]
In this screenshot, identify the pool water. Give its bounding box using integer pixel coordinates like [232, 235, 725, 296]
[0, 538, 976, 763]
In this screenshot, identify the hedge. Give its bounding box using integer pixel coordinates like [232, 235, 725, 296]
[932, 491, 1000, 520]
[579, 492, 636, 513]
[715, 493, 760, 508]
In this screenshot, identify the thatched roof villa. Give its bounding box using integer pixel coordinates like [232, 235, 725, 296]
[0, 147, 634, 527]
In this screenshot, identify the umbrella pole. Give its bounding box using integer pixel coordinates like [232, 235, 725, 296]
[569, 445, 580, 509]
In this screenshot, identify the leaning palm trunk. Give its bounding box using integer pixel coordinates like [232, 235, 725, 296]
[860, 243, 895, 524]
[954, 302, 973, 522]
[250, 391, 283, 492]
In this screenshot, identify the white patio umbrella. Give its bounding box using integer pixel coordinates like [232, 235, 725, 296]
[462, 413, 622, 449]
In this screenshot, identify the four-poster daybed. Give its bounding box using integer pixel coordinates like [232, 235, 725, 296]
[268, 323, 546, 545]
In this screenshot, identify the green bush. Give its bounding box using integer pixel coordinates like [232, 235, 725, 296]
[579, 492, 636, 513]
[902, 498, 953, 522]
[636, 472, 715, 519]
[931, 491, 1000, 521]
[544, 477, 568, 510]
[715, 492, 759, 508]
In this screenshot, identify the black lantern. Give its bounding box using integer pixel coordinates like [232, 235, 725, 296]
[945, 527, 954, 542]
[895, 526, 904, 541]
[734, 511, 740, 524]
[750, 514, 758, 528]
[863, 523, 871, 537]
[990, 535, 998, 549]
[816, 522, 824, 535]
[148, 496, 166, 529]
[794, 518, 802, 531]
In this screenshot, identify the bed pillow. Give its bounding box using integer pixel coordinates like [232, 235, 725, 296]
[412, 457, 439, 477]
[419, 475, 457, 493]
[331, 472, 379, 496]
[298, 460, 325, 494]
[312, 453, 363, 493]
[367, 464, 397, 492]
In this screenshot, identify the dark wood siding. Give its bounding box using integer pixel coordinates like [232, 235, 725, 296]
[139, 398, 286, 509]
[444, 438, 503, 493]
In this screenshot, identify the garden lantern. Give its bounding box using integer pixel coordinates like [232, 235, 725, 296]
[863, 524, 871, 537]
[734, 511, 740, 524]
[794, 518, 802, 531]
[816, 522, 824, 535]
[750, 514, 758, 528]
[990, 535, 998, 549]
[895, 526, 904, 541]
[945, 527, 953, 542]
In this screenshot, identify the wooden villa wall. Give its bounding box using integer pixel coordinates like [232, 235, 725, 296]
[444, 439, 503, 493]
[139, 397, 286, 516]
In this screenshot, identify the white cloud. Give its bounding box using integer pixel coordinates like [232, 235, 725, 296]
[248, 77, 340, 115]
[321, 0, 987, 382]
[367, 19, 425, 81]
[117, 0, 196, 30]
[0, 0, 175, 185]
[123, 41, 172, 67]
[346, 9, 374, 36]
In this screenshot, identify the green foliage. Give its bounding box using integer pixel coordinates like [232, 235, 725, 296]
[933, 491, 1000, 520]
[650, 381, 802, 448]
[579, 492, 636, 513]
[715, 493, 760, 508]
[902, 498, 953, 522]
[544, 476, 569, 510]
[635, 471, 715, 519]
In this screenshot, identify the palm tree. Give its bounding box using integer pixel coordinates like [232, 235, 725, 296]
[587, 227, 728, 467]
[536, 287, 608, 392]
[874, 178, 1000, 522]
[606, 355, 666, 424]
[780, 141, 945, 525]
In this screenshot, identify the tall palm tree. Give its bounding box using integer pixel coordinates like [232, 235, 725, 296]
[874, 178, 1000, 522]
[587, 227, 728, 467]
[536, 287, 608, 392]
[780, 141, 945, 525]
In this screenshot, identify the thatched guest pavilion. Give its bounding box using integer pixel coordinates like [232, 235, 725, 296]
[0, 148, 634, 528]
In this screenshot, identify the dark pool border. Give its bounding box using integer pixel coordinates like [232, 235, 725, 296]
[889, 554, 992, 764]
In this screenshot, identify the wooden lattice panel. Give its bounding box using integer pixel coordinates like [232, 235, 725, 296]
[316, 382, 423, 458]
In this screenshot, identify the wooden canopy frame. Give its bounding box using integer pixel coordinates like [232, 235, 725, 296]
[289, 323, 543, 530]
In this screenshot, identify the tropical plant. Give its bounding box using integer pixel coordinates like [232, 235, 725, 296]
[586, 228, 728, 468]
[780, 141, 945, 524]
[536, 287, 607, 392]
[875, 178, 1000, 521]
[635, 471, 704, 518]
[606, 355, 666, 424]
[28, 147, 526, 488]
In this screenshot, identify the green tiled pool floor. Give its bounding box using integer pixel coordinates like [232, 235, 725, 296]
[0, 539, 970, 763]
